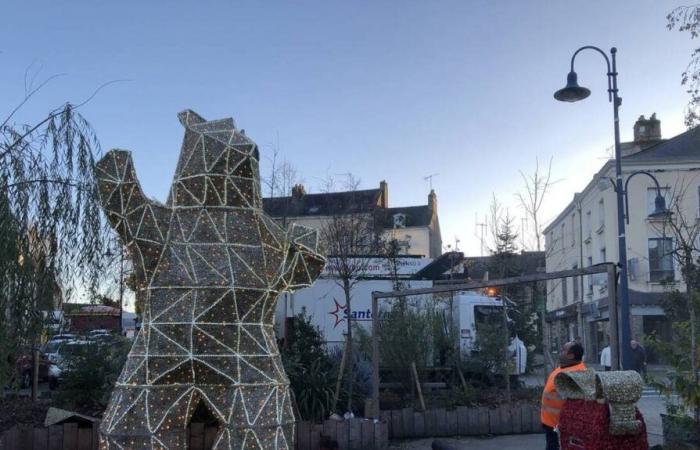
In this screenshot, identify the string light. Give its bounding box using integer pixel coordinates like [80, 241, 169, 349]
[95, 110, 325, 449]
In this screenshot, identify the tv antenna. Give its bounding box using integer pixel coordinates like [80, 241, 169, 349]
[423, 173, 439, 191]
[475, 213, 487, 256]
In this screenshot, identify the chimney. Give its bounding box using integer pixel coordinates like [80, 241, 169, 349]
[633, 113, 662, 144]
[428, 189, 437, 215]
[379, 180, 388, 208]
[291, 184, 306, 199]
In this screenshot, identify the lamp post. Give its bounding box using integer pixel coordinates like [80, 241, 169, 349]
[619, 171, 670, 224]
[554, 46, 634, 369]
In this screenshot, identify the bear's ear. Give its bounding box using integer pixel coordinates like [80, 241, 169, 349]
[177, 109, 207, 128]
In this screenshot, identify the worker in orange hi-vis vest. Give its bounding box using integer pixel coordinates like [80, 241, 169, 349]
[541, 341, 586, 450]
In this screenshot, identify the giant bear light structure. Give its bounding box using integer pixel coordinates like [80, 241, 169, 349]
[96, 110, 325, 449]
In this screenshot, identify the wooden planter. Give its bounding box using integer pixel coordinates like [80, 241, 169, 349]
[296, 418, 388, 450]
[0, 406, 534, 450]
[661, 414, 700, 450]
[379, 403, 542, 439]
[0, 419, 389, 450]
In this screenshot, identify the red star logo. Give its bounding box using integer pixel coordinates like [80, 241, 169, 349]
[329, 298, 347, 328]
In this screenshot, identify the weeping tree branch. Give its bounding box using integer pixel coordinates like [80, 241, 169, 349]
[0, 79, 120, 394]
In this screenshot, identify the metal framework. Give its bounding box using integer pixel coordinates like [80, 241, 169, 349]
[96, 110, 325, 449]
[368, 263, 619, 418]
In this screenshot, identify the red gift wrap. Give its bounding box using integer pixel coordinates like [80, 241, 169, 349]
[558, 399, 648, 450]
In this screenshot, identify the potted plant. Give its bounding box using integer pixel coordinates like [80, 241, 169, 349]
[649, 311, 700, 449]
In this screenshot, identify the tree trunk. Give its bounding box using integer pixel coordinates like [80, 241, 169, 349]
[502, 306, 511, 403]
[344, 279, 354, 413]
[683, 255, 698, 422]
[688, 281, 699, 423]
[31, 344, 39, 402]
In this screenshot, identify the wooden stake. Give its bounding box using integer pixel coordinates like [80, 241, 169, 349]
[332, 338, 349, 412]
[411, 362, 426, 412]
[456, 365, 468, 392]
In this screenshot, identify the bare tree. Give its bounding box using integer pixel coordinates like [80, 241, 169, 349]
[262, 144, 304, 230]
[516, 158, 559, 374]
[651, 179, 700, 422]
[320, 175, 379, 413]
[263, 142, 303, 199]
[516, 157, 555, 252]
[668, 4, 700, 127]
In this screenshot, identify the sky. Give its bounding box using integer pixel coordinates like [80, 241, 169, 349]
[1, 0, 696, 257]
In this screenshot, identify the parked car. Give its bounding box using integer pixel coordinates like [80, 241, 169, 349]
[47, 340, 93, 389]
[87, 329, 111, 336]
[43, 340, 67, 364]
[45, 333, 78, 345]
[86, 329, 113, 343]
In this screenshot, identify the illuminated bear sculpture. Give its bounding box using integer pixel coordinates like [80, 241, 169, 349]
[96, 110, 325, 449]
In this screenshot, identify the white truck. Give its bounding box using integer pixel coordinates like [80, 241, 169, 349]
[451, 291, 527, 375]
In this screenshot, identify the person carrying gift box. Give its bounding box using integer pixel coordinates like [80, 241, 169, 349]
[541, 341, 587, 450]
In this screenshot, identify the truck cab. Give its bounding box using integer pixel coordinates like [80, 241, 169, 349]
[452, 291, 527, 375]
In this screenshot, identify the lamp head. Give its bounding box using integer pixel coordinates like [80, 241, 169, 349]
[649, 194, 671, 219]
[554, 71, 591, 102]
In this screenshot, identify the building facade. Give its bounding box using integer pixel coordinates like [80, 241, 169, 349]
[544, 115, 700, 362]
[263, 181, 442, 258]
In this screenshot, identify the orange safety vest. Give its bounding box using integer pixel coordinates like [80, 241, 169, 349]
[540, 361, 586, 428]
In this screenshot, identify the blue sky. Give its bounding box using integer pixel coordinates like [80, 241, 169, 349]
[1, 0, 695, 256]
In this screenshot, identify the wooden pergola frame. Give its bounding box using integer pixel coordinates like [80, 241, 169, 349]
[368, 262, 619, 417]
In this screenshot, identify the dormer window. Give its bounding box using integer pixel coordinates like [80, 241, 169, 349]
[393, 213, 406, 229]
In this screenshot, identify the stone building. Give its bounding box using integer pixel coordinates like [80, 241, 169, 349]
[263, 181, 442, 258]
[544, 114, 700, 362]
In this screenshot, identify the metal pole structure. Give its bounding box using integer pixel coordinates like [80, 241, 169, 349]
[371, 292, 380, 418]
[555, 46, 632, 369]
[607, 262, 620, 370]
[610, 48, 633, 370]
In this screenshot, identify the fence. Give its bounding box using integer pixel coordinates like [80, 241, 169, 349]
[0, 418, 388, 450]
[1, 423, 98, 450]
[296, 418, 388, 450]
[1, 405, 539, 449]
[380, 403, 543, 439]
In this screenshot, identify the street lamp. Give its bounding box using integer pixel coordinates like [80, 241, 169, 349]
[619, 171, 671, 224]
[554, 46, 636, 369]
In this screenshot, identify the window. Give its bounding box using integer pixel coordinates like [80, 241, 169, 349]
[597, 199, 605, 230]
[647, 188, 670, 215]
[599, 248, 608, 289]
[571, 214, 576, 247]
[561, 277, 568, 305]
[392, 213, 406, 229]
[648, 238, 674, 282]
[560, 223, 565, 250]
[585, 210, 592, 238]
[572, 264, 579, 300]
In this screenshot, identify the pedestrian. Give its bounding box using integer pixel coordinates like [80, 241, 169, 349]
[630, 339, 647, 376]
[600, 345, 611, 371]
[541, 341, 586, 450]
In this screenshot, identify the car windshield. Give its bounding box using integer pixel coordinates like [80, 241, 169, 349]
[474, 305, 503, 331]
[62, 342, 90, 356]
[44, 342, 63, 353]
